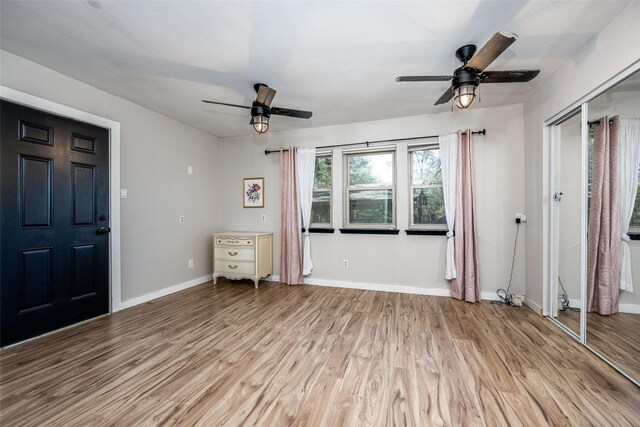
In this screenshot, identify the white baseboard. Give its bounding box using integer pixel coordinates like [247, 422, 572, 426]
[116, 274, 212, 311]
[619, 303, 640, 314]
[524, 296, 544, 315]
[553, 296, 640, 314]
[271, 275, 500, 301]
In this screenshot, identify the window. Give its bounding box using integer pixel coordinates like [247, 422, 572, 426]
[589, 136, 640, 233]
[631, 165, 640, 232]
[344, 148, 395, 228]
[311, 153, 332, 228]
[409, 145, 446, 229]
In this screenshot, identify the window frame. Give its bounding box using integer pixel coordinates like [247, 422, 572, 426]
[310, 151, 333, 229]
[408, 143, 448, 231]
[343, 146, 397, 229]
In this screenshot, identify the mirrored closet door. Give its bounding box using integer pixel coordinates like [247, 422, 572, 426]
[585, 70, 640, 381]
[550, 67, 640, 385]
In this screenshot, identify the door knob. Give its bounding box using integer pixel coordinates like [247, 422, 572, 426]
[96, 227, 111, 235]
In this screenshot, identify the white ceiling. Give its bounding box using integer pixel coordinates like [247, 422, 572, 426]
[0, 0, 631, 138]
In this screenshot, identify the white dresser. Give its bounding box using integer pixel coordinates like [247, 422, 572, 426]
[213, 232, 273, 288]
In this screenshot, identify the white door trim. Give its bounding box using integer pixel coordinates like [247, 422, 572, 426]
[1, 85, 123, 312]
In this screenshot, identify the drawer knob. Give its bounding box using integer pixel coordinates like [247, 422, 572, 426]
[228, 251, 238, 256]
[228, 265, 238, 269]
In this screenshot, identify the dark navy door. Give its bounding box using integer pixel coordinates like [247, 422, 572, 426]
[1, 100, 110, 346]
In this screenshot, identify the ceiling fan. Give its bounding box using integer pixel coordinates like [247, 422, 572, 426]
[396, 32, 540, 109]
[202, 84, 312, 134]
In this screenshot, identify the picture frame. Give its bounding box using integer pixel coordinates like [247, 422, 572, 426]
[243, 177, 264, 208]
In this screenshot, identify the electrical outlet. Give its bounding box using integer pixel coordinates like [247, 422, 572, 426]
[343, 260, 349, 268]
[261, 214, 267, 222]
[179, 215, 185, 224]
[188, 259, 194, 268]
[515, 213, 527, 223]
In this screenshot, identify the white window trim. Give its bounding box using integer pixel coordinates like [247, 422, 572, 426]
[408, 143, 447, 230]
[311, 152, 333, 229]
[343, 147, 397, 229]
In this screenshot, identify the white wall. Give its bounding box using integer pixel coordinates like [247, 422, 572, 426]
[0, 50, 221, 303]
[523, 2, 640, 313]
[219, 103, 526, 298]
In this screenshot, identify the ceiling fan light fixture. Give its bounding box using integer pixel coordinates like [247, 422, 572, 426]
[250, 104, 271, 134]
[453, 83, 477, 109]
[251, 114, 269, 134]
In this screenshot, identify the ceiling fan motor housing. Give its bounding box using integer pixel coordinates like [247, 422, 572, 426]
[251, 103, 271, 118]
[453, 45, 480, 91]
[452, 67, 480, 90]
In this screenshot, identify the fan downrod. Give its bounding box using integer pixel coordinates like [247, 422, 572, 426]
[455, 44, 477, 65]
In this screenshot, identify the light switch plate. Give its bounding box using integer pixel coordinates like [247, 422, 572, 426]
[120, 189, 128, 199]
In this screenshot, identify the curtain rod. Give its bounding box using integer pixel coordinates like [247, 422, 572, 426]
[588, 119, 614, 126]
[264, 129, 486, 155]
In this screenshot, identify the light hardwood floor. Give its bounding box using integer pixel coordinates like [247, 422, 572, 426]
[556, 309, 640, 381]
[1, 279, 639, 426]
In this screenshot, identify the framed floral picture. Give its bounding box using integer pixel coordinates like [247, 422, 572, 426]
[243, 177, 264, 208]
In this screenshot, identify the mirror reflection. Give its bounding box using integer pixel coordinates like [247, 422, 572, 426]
[554, 110, 583, 335]
[586, 69, 640, 381]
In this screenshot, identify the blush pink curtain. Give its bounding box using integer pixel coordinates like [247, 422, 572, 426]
[280, 147, 303, 285]
[451, 130, 481, 302]
[587, 116, 622, 315]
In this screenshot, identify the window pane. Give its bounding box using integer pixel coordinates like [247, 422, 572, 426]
[411, 149, 442, 185]
[314, 156, 332, 189]
[349, 189, 393, 224]
[631, 184, 640, 227]
[413, 188, 446, 225]
[311, 190, 331, 225]
[349, 153, 393, 187]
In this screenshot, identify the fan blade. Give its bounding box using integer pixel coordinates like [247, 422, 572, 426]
[396, 75, 452, 82]
[256, 85, 277, 107]
[271, 107, 312, 119]
[467, 31, 517, 72]
[480, 70, 540, 83]
[434, 87, 454, 105]
[202, 100, 251, 109]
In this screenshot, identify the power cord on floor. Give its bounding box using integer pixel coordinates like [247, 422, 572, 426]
[557, 276, 580, 312]
[492, 221, 520, 306]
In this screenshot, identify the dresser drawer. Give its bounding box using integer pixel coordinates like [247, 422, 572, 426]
[216, 237, 254, 247]
[216, 261, 255, 275]
[215, 247, 254, 262]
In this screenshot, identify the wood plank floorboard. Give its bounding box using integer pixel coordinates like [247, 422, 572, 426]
[557, 309, 640, 380]
[1, 279, 639, 426]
